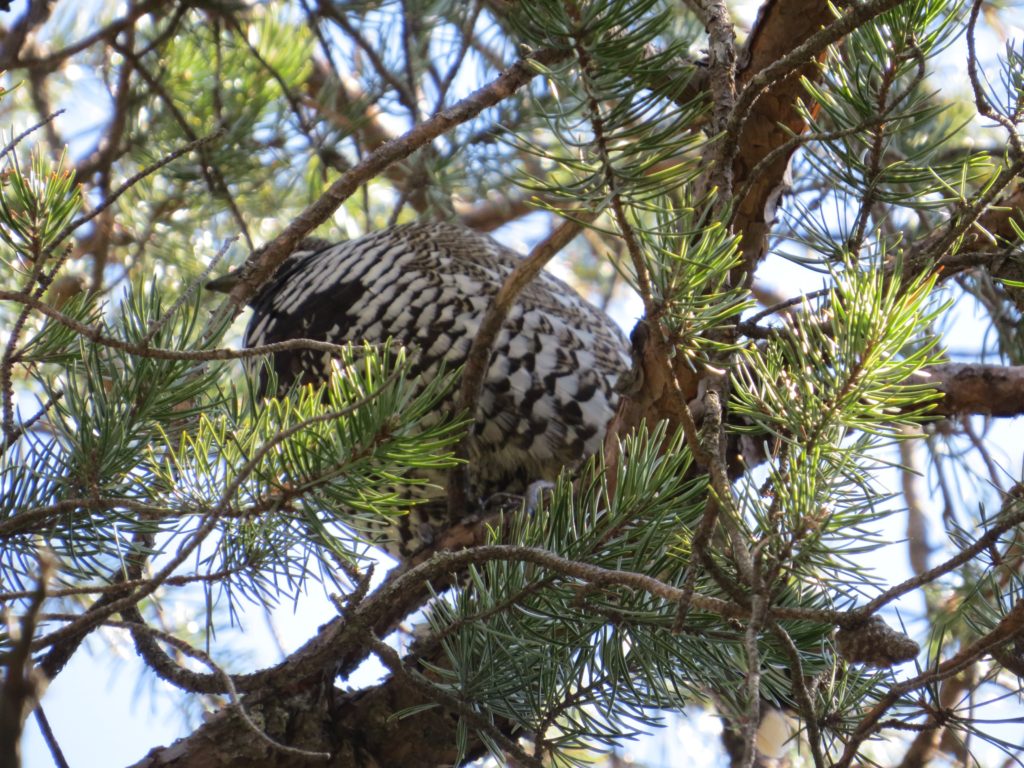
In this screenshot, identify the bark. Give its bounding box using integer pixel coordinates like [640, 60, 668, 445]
[129, 673, 491, 768]
[605, 0, 841, 459]
[917, 363, 1024, 418]
[731, 0, 837, 276]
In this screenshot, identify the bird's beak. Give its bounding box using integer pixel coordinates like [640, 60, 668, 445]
[205, 270, 242, 294]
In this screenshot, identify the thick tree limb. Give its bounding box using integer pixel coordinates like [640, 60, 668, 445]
[730, 0, 845, 276]
[0, 553, 52, 768]
[125, 533, 963, 767]
[606, 0, 845, 461]
[916, 363, 1024, 417]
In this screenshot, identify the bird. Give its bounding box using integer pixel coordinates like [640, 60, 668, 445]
[208, 221, 630, 558]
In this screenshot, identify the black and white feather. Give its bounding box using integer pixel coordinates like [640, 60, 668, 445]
[221, 221, 630, 556]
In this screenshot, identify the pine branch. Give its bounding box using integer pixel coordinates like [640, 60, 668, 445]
[214, 46, 571, 316]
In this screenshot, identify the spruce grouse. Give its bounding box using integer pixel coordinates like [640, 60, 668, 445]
[209, 221, 630, 557]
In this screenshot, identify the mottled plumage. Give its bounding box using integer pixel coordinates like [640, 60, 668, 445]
[232, 221, 630, 556]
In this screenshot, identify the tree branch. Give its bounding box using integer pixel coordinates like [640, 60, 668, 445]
[915, 363, 1024, 417]
[217, 47, 571, 317]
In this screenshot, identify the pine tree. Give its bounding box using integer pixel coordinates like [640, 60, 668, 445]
[1, 2, 1023, 767]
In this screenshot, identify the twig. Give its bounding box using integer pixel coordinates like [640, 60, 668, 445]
[0, 0, 57, 70]
[322, 3, 418, 114]
[140, 237, 236, 345]
[0, 497, 179, 539]
[0, 109, 64, 160]
[89, 15, 137, 290]
[399, 0, 423, 123]
[111, 43, 254, 250]
[37, 526, 156, 681]
[849, 45, 925, 255]
[907, 155, 1024, 275]
[31, 357, 401, 681]
[0, 388, 61, 456]
[75, 8, 190, 177]
[857, 486, 1024, 617]
[701, 382, 756, 584]
[899, 425, 930, 577]
[729, 37, 926, 237]
[164, 540, 847, 700]
[25, 70, 63, 150]
[724, 0, 910, 174]
[0, 287, 371, 363]
[55, 130, 226, 252]
[10, 0, 164, 71]
[738, 590, 766, 768]
[0, 564, 249, 602]
[433, 0, 485, 113]
[836, 600, 1024, 768]
[695, 0, 737, 203]
[384, 545, 829, 624]
[213, 46, 571, 320]
[674, 496, 720, 631]
[740, 287, 831, 328]
[573, 27, 656, 316]
[966, 0, 1023, 158]
[768, 620, 826, 768]
[0, 240, 69, 445]
[225, 16, 310, 132]
[32, 705, 70, 768]
[116, 612, 330, 761]
[31, 392, 387, 663]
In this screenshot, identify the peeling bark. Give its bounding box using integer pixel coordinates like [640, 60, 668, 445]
[732, 0, 836, 277]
